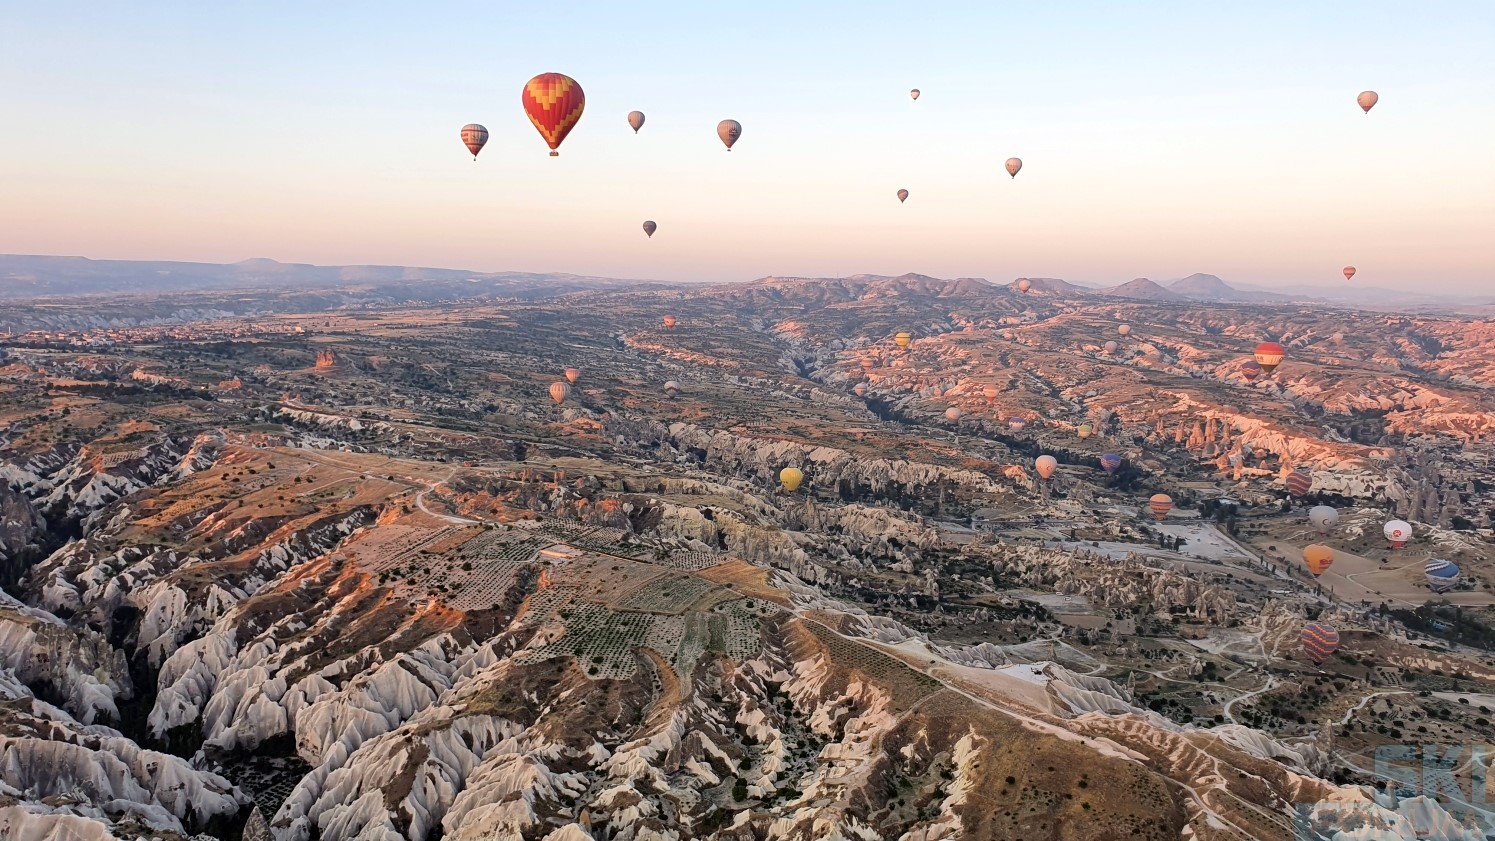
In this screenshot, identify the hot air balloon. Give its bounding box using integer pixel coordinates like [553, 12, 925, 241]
[1104, 340, 1119, 355]
[861, 358, 875, 370]
[549, 382, 572, 405]
[1241, 360, 1263, 383]
[1007, 416, 1027, 431]
[1016, 278, 1032, 294]
[1425, 558, 1460, 593]
[627, 110, 645, 133]
[1357, 91, 1378, 113]
[663, 315, 677, 329]
[1149, 493, 1173, 521]
[1034, 455, 1057, 480]
[853, 383, 868, 397]
[982, 385, 998, 402]
[1100, 454, 1122, 475]
[1308, 505, 1339, 535]
[1384, 519, 1411, 549]
[564, 368, 580, 385]
[1254, 341, 1285, 374]
[945, 407, 963, 422]
[1303, 544, 1335, 577]
[1077, 423, 1093, 439]
[1005, 157, 1022, 179]
[1285, 468, 1313, 498]
[1300, 622, 1340, 665]
[664, 380, 680, 397]
[643, 221, 657, 238]
[717, 119, 742, 151]
[897, 189, 909, 203]
[522, 72, 585, 156]
[460, 124, 489, 160]
[780, 467, 803, 492]
[910, 89, 920, 101]
[1118, 324, 1131, 336]
[894, 332, 911, 350]
[1342, 266, 1357, 281]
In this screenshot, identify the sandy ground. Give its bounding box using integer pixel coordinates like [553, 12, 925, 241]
[1255, 539, 1495, 608]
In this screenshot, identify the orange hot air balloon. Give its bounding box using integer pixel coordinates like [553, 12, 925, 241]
[1005, 157, 1022, 178]
[1076, 423, 1093, 439]
[1118, 324, 1131, 336]
[663, 315, 677, 329]
[1016, 278, 1032, 294]
[1034, 455, 1057, 480]
[1148, 493, 1173, 521]
[1342, 266, 1356, 281]
[945, 407, 963, 422]
[549, 382, 572, 405]
[1254, 341, 1285, 374]
[861, 358, 874, 370]
[460, 124, 488, 160]
[1357, 91, 1378, 113]
[1303, 544, 1334, 577]
[894, 331, 911, 350]
[522, 72, 585, 156]
[897, 189, 909, 203]
[564, 368, 580, 384]
[982, 384, 998, 402]
[717, 119, 742, 151]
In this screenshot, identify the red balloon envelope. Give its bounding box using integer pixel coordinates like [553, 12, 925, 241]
[1285, 469, 1313, 497]
[522, 73, 585, 156]
[1301, 622, 1340, 665]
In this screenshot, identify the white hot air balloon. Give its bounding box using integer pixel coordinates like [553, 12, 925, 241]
[1308, 505, 1339, 536]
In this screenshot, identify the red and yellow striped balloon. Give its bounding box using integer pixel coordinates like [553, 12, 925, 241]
[1302, 544, 1334, 577]
[522, 73, 585, 156]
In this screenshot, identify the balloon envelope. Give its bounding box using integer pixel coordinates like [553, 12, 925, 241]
[564, 368, 580, 384]
[1100, 453, 1122, 475]
[1254, 341, 1286, 373]
[522, 73, 585, 156]
[627, 110, 645, 133]
[1303, 544, 1335, 576]
[853, 383, 868, 397]
[1016, 278, 1032, 294]
[894, 331, 911, 349]
[1384, 519, 1411, 548]
[1118, 325, 1131, 336]
[982, 385, 998, 401]
[1308, 505, 1339, 535]
[1301, 622, 1340, 664]
[1425, 558, 1460, 593]
[549, 382, 572, 405]
[1357, 90, 1378, 113]
[1241, 360, 1263, 382]
[779, 467, 803, 492]
[897, 189, 909, 203]
[945, 407, 962, 422]
[1005, 157, 1022, 178]
[1076, 423, 1092, 439]
[1007, 417, 1027, 430]
[643, 220, 657, 238]
[910, 89, 920, 100]
[1285, 469, 1313, 498]
[1104, 340, 1119, 354]
[460, 124, 488, 159]
[717, 119, 742, 150]
[1034, 455, 1057, 480]
[663, 315, 677, 329]
[1343, 266, 1356, 280]
[1149, 493, 1173, 520]
[664, 380, 680, 395]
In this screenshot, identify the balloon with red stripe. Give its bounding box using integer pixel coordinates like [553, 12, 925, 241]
[1301, 622, 1340, 665]
[522, 72, 585, 156]
[1286, 468, 1313, 498]
[1254, 341, 1285, 374]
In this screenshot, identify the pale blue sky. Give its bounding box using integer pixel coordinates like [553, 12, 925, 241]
[2, 2, 1491, 291]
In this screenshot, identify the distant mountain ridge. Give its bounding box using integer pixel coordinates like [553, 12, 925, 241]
[0, 254, 653, 299]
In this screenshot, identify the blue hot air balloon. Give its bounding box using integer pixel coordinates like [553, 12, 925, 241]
[1007, 417, 1028, 431]
[1425, 559, 1460, 593]
[1100, 453, 1122, 475]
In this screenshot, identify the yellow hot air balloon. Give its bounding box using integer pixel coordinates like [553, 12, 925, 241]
[894, 331, 911, 350]
[1303, 544, 1335, 577]
[1034, 455, 1057, 480]
[1077, 423, 1093, 439]
[1148, 493, 1173, 521]
[779, 467, 803, 492]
